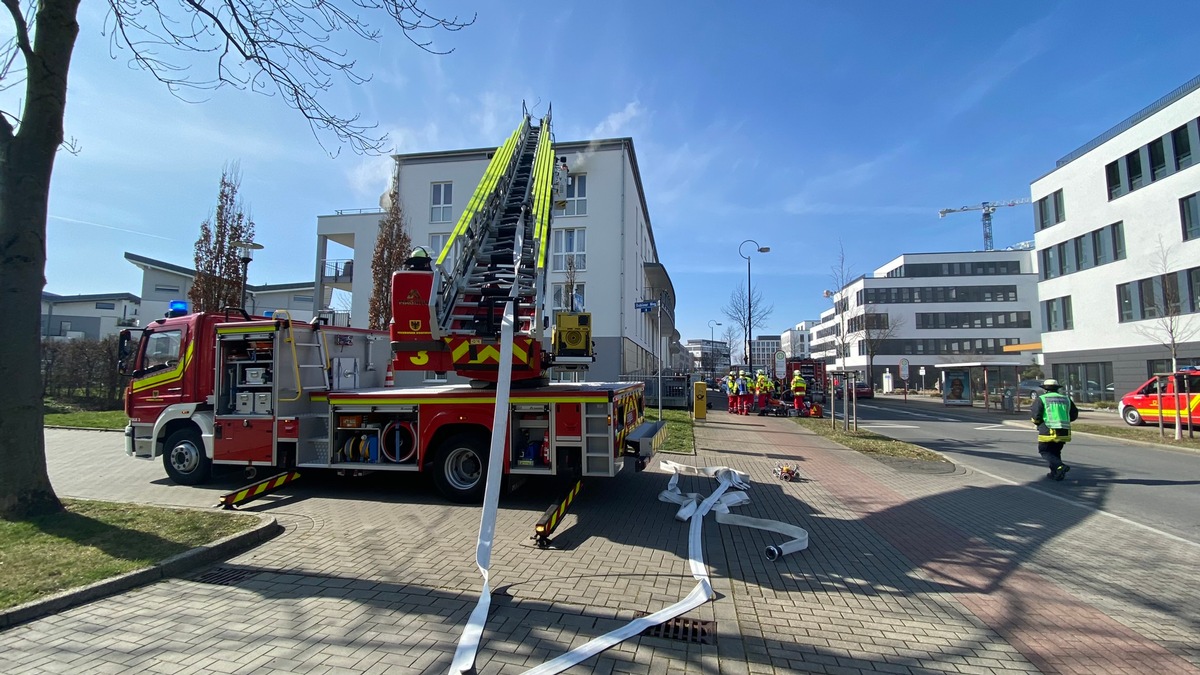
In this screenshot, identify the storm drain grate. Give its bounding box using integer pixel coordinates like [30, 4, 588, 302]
[192, 566, 260, 586]
[636, 614, 715, 645]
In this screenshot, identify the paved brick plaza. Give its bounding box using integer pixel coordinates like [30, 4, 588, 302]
[3, 421, 1197, 674]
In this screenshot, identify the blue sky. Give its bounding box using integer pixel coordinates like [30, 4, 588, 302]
[25, 0, 1200, 346]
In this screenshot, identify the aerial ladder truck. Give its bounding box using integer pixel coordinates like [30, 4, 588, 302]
[120, 111, 662, 521]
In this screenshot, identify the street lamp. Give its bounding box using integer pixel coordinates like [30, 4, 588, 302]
[708, 320, 721, 377]
[232, 240, 264, 313]
[739, 239, 770, 370]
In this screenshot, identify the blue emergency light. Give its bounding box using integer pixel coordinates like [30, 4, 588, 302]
[167, 300, 189, 317]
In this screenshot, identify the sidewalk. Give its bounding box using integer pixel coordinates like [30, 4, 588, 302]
[2, 425, 1197, 674]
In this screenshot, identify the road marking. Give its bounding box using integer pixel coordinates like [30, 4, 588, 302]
[856, 403, 956, 422]
[859, 424, 920, 429]
[974, 424, 1031, 432]
[955, 462, 1200, 550]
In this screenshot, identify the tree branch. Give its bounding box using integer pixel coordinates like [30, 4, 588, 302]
[1, 0, 34, 64]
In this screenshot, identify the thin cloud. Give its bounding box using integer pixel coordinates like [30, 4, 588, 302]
[49, 215, 175, 240]
[942, 14, 1053, 121]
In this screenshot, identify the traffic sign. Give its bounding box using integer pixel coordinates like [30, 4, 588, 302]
[899, 358, 910, 381]
[635, 300, 657, 312]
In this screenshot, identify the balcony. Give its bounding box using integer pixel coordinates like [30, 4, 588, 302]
[322, 259, 354, 291]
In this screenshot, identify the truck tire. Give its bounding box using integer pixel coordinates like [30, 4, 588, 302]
[1122, 406, 1144, 427]
[163, 428, 212, 485]
[432, 433, 488, 503]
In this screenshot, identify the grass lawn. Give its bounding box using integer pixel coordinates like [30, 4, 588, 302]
[0, 500, 258, 610]
[644, 407, 695, 454]
[791, 415, 949, 462]
[43, 409, 128, 430]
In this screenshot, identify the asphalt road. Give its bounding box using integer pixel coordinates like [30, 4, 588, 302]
[840, 397, 1200, 545]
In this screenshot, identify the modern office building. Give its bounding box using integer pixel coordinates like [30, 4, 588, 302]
[811, 250, 1041, 391]
[748, 334, 782, 376]
[685, 339, 731, 378]
[314, 135, 679, 384]
[1031, 74, 1200, 400]
[780, 321, 819, 360]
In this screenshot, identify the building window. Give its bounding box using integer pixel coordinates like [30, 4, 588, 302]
[1125, 150, 1144, 191]
[1183, 192, 1200, 241]
[1105, 161, 1123, 200]
[430, 182, 453, 223]
[551, 228, 586, 272]
[292, 295, 313, 304]
[1119, 266, 1200, 322]
[1051, 362, 1115, 403]
[1150, 138, 1167, 180]
[1191, 267, 1200, 313]
[1042, 296, 1073, 332]
[552, 174, 587, 217]
[94, 301, 116, 310]
[1173, 124, 1193, 170]
[551, 283, 585, 312]
[1035, 189, 1065, 229]
[1117, 283, 1134, 322]
[154, 284, 180, 294]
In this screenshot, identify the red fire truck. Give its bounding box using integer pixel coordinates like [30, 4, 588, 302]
[120, 112, 662, 504]
[785, 358, 828, 402]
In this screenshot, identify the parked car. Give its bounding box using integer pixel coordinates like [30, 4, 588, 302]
[834, 381, 874, 399]
[1017, 380, 1045, 396]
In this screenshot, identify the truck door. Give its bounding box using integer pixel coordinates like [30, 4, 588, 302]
[127, 326, 189, 422]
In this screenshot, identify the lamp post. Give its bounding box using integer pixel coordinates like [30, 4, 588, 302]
[708, 320, 721, 378]
[232, 240, 264, 313]
[739, 239, 770, 370]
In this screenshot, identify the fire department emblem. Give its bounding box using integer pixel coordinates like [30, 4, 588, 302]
[409, 320, 422, 331]
[405, 289, 422, 304]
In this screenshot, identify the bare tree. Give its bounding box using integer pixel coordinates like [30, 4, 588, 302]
[721, 280, 773, 365]
[190, 167, 255, 313]
[1, 0, 471, 517]
[1131, 237, 1200, 440]
[367, 180, 411, 330]
[826, 244, 855, 372]
[854, 306, 905, 388]
[721, 324, 741, 371]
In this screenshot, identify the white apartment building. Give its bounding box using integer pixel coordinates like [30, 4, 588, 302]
[780, 321, 819, 359]
[314, 135, 678, 384]
[124, 253, 316, 323]
[40, 292, 141, 340]
[811, 250, 1041, 390]
[1031, 74, 1200, 401]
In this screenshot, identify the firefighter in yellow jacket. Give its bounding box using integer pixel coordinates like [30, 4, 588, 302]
[754, 370, 772, 411]
[725, 371, 737, 413]
[791, 371, 808, 415]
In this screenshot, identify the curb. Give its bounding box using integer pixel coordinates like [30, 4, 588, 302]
[0, 513, 282, 630]
[43, 426, 123, 433]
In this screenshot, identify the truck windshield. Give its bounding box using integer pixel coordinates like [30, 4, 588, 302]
[141, 330, 182, 374]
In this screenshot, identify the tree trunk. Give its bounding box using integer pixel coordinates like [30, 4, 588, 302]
[0, 0, 81, 518]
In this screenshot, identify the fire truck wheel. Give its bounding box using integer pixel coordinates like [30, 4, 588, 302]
[163, 428, 212, 485]
[433, 434, 488, 503]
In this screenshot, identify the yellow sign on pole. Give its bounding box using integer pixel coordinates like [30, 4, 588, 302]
[693, 381, 707, 420]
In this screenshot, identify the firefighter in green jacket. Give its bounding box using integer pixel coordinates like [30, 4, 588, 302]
[1029, 379, 1079, 481]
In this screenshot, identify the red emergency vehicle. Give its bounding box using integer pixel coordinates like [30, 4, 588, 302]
[120, 113, 662, 503]
[1117, 367, 1200, 427]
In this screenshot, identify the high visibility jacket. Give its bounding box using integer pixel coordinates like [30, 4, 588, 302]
[725, 376, 736, 395]
[755, 375, 771, 394]
[791, 376, 807, 395]
[1031, 391, 1078, 443]
[735, 376, 749, 395]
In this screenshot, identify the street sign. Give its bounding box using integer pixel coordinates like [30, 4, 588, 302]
[899, 358, 910, 381]
[774, 350, 785, 377]
[635, 300, 657, 312]
[918, 367, 926, 376]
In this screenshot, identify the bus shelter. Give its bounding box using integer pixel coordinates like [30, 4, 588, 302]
[933, 361, 1026, 412]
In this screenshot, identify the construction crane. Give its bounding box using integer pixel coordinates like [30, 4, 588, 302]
[938, 199, 1031, 251]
